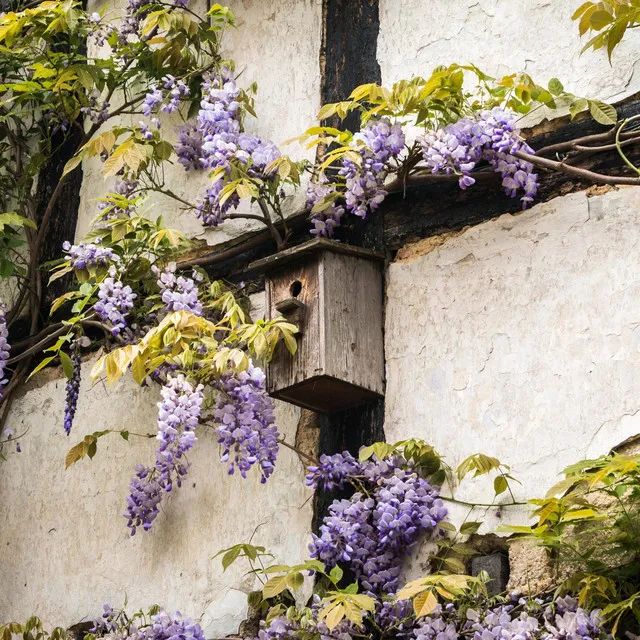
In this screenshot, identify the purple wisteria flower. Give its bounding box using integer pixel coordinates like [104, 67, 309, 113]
[93, 605, 206, 640]
[63, 344, 81, 436]
[305, 451, 361, 490]
[81, 94, 110, 124]
[306, 181, 345, 239]
[174, 70, 283, 227]
[214, 364, 279, 483]
[338, 118, 405, 220]
[309, 460, 446, 595]
[161, 75, 190, 113]
[421, 107, 539, 208]
[63, 238, 118, 269]
[94, 266, 136, 336]
[0, 303, 9, 401]
[87, 12, 114, 47]
[154, 263, 203, 315]
[125, 373, 204, 534]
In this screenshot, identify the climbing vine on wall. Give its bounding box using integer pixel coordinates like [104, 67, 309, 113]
[0, 0, 640, 637]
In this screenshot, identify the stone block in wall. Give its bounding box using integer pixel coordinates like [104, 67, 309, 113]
[471, 553, 509, 597]
[506, 539, 557, 595]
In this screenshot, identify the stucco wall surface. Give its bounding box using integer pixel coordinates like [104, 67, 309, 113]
[0, 342, 313, 633]
[76, 0, 322, 244]
[379, 0, 640, 120]
[385, 186, 640, 534]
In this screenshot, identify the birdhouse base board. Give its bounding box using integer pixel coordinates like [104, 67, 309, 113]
[269, 375, 382, 414]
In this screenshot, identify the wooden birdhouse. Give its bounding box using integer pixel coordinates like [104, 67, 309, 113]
[250, 239, 385, 413]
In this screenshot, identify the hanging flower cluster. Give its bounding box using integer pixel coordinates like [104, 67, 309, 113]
[154, 264, 203, 316]
[62, 239, 118, 269]
[0, 302, 9, 401]
[420, 107, 538, 208]
[94, 267, 137, 336]
[173, 70, 281, 227]
[305, 118, 404, 239]
[92, 604, 205, 640]
[125, 374, 204, 535]
[63, 342, 81, 436]
[214, 365, 279, 483]
[340, 118, 405, 219]
[307, 453, 447, 595]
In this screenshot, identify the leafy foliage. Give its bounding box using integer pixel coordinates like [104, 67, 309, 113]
[502, 452, 640, 632]
[573, 0, 640, 58]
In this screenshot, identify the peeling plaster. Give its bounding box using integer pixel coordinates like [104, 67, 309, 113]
[384, 187, 640, 537]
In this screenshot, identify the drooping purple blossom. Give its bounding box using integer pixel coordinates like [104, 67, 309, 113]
[143, 86, 163, 117]
[81, 94, 110, 124]
[420, 107, 539, 208]
[309, 459, 446, 595]
[63, 238, 118, 269]
[94, 266, 136, 336]
[63, 344, 81, 436]
[174, 70, 283, 227]
[125, 374, 203, 534]
[214, 364, 279, 483]
[161, 75, 190, 113]
[154, 263, 203, 315]
[92, 605, 206, 640]
[306, 181, 345, 239]
[87, 12, 114, 47]
[305, 451, 361, 490]
[0, 303, 9, 401]
[338, 118, 405, 220]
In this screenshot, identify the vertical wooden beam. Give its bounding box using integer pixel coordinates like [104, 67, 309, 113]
[313, 0, 387, 533]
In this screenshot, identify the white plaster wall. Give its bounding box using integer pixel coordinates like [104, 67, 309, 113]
[385, 186, 640, 534]
[379, 0, 640, 121]
[0, 327, 313, 631]
[76, 0, 322, 244]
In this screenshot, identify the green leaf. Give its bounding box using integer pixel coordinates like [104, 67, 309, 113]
[59, 351, 75, 379]
[569, 98, 588, 120]
[263, 574, 290, 599]
[120, 430, 129, 441]
[589, 9, 614, 30]
[588, 99, 617, 125]
[607, 18, 628, 60]
[547, 78, 564, 96]
[459, 521, 482, 536]
[287, 571, 304, 591]
[329, 565, 343, 584]
[494, 475, 508, 496]
[222, 546, 242, 571]
[0, 212, 36, 231]
[27, 355, 56, 380]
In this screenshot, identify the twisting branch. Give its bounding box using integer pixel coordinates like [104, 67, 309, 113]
[514, 150, 640, 186]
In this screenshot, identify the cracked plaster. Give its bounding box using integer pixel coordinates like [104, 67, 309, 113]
[385, 187, 640, 536]
[379, 0, 640, 126]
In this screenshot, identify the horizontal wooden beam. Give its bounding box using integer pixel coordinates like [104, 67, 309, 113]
[190, 94, 640, 283]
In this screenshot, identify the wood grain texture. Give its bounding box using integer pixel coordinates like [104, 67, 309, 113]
[322, 251, 384, 394]
[263, 245, 384, 412]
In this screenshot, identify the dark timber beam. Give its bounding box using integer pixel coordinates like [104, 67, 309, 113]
[312, 0, 386, 533]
